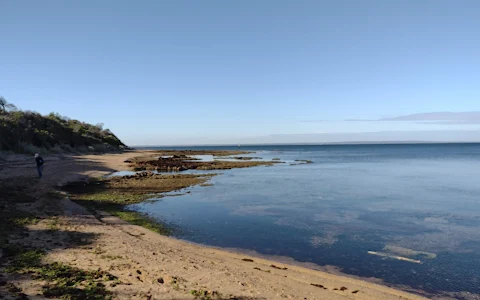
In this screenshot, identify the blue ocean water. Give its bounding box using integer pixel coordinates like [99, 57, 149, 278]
[132, 144, 480, 295]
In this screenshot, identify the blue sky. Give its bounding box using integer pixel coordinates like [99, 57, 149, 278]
[1, 0, 479, 145]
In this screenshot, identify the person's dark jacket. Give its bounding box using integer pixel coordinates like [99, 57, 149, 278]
[35, 156, 44, 167]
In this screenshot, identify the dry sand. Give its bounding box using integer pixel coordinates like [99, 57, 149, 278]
[0, 151, 430, 300]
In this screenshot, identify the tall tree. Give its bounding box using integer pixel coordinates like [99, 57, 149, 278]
[0, 96, 7, 112]
[0, 96, 17, 113]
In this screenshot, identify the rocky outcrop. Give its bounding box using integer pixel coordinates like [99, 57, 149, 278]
[129, 154, 279, 173]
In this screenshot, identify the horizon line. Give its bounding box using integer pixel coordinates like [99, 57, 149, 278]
[131, 141, 480, 148]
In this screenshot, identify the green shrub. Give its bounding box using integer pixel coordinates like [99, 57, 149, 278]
[0, 103, 126, 153]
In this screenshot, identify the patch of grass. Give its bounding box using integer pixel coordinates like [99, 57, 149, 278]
[38, 263, 116, 300]
[3, 282, 28, 299]
[0, 205, 39, 228]
[3, 245, 45, 272]
[109, 210, 172, 235]
[34, 262, 114, 282]
[11, 214, 40, 226]
[42, 282, 111, 300]
[190, 289, 222, 300]
[73, 190, 149, 204]
[46, 217, 60, 231]
[4, 245, 117, 300]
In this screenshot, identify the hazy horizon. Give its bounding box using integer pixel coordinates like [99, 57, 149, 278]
[132, 130, 480, 147]
[134, 141, 480, 147]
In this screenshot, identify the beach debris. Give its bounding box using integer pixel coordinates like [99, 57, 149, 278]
[157, 278, 164, 284]
[242, 258, 254, 262]
[340, 287, 348, 291]
[352, 290, 359, 294]
[367, 251, 422, 264]
[270, 264, 288, 270]
[311, 283, 328, 290]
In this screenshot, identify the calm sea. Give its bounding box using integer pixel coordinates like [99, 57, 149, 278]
[131, 143, 480, 296]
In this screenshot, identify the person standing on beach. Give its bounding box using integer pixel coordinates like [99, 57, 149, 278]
[35, 153, 44, 178]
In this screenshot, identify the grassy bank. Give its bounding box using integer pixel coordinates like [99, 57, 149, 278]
[0, 100, 126, 154]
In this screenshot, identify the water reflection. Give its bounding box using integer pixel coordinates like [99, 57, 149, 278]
[131, 144, 480, 296]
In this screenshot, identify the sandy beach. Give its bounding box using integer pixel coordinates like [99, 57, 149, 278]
[0, 151, 430, 300]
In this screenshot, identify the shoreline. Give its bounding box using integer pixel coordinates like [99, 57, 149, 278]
[0, 150, 431, 299]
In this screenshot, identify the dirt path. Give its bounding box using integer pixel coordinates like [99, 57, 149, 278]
[0, 151, 430, 300]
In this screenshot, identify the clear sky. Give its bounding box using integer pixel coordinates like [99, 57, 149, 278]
[1, 0, 479, 145]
